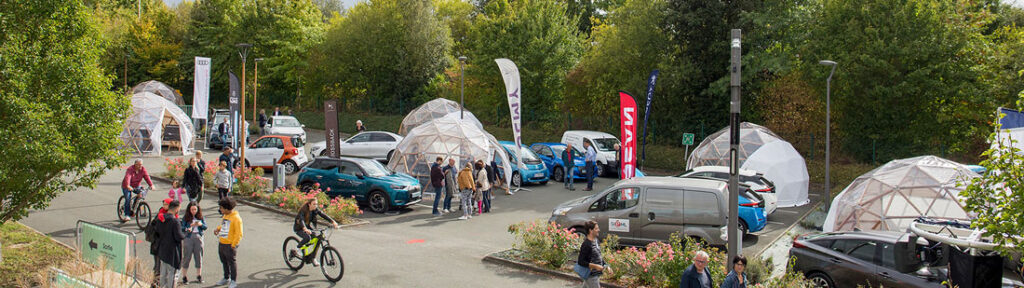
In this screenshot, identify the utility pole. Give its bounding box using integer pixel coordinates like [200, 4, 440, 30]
[459, 56, 467, 119]
[236, 43, 252, 166]
[727, 29, 742, 267]
[819, 60, 837, 212]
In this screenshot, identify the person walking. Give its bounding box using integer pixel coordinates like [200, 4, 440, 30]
[430, 157, 445, 216]
[168, 180, 187, 203]
[218, 118, 230, 147]
[457, 163, 476, 220]
[147, 198, 172, 282]
[679, 250, 714, 288]
[214, 161, 233, 201]
[194, 150, 206, 172]
[475, 160, 490, 216]
[157, 200, 185, 288]
[214, 198, 243, 288]
[576, 220, 609, 288]
[720, 255, 748, 288]
[442, 158, 457, 213]
[563, 144, 576, 191]
[258, 109, 268, 136]
[484, 159, 495, 212]
[181, 201, 207, 284]
[355, 120, 366, 132]
[219, 147, 235, 172]
[183, 158, 204, 203]
[121, 159, 154, 221]
[583, 140, 598, 191]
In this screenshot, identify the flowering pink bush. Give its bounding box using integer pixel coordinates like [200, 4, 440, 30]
[233, 166, 269, 196]
[507, 220, 580, 269]
[163, 157, 186, 179]
[202, 160, 217, 187]
[260, 185, 361, 223]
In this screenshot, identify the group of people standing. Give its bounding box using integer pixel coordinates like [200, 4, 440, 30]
[559, 140, 600, 192]
[429, 157, 507, 220]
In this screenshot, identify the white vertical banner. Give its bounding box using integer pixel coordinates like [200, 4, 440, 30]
[495, 58, 523, 172]
[192, 57, 211, 119]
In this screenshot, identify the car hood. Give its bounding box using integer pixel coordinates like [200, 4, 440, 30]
[369, 172, 420, 186]
[557, 195, 592, 209]
[270, 126, 304, 133]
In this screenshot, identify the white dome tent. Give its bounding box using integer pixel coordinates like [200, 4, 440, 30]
[687, 122, 810, 207]
[132, 80, 185, 105]
[388, 117, 511, 188]
[120, 92, 194, 156]
[823, 156, 979, 233]
[398, 98, 484, 135]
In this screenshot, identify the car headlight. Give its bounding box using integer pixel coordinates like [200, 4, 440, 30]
[391, 184, 408, 190]
[553, 206, 572, 216]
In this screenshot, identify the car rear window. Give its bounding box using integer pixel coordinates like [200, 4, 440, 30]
[291, 137, 303, 147]
[370, 133, 395, 142]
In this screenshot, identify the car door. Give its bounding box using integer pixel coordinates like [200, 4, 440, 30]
[875, 242, 938, 288]
[341, 133, 372, 157]
[368, 133, 396, 160]
[585, 187, 641, 244]
[247, 137, 277, 167]
[312, 160, 344, 195]
[536, 145, 557, 171]
[636, 187, 686, 243]
[334, 160, 365, 199]
[827, 238, 883, 288]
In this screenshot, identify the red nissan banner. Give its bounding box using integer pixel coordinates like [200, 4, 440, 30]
[619, 91, 638, 179]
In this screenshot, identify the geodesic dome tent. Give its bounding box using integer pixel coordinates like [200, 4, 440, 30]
[120, 92, 194, 155]
[387, 117, 511, 188]
[687, 122, 810, 207]
[823, 156, 979, 233]
[398, 98, 484, 135]
[132, 80, 185, 105]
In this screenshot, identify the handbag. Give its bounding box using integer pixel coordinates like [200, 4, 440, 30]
[573, 263, 591, 280]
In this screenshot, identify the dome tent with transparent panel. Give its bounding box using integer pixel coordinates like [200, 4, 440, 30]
[132, 80, 185, 106]
[398, 98, 483, 135]
[687, 122, 810, 207]
[823, 155, 979, 233]
[119, 92, 194, 156]
[387, 117, 512, 189]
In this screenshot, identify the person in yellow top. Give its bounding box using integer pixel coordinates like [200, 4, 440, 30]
[213, 198, 242, 288]
[456, 162, 476, 220]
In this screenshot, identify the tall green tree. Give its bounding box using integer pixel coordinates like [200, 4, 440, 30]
[0, 0, 129, 221]
[466, 0, 584, 126]
[305, 0, 451, 113]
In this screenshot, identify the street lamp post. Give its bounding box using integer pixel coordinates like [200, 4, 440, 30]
[819, 60, 837, 212]
[459, 56, 467, 119]
[236, 43, 252, 166]
[253, 58, 264, 133]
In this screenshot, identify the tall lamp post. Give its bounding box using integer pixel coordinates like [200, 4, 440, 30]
[236, 43, 252, 166]
[819, 60, 837, 212]
[253, 57, 264, 132]
[459, 56, 467, 119]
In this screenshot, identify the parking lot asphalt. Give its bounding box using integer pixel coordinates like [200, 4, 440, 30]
[19, 128, 821, 287]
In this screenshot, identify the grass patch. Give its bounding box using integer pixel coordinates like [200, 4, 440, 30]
[0, 221, 75, 287]
[806, 158, 875, 198]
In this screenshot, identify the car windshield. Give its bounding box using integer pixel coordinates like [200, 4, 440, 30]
[273, 117, 301, 127]
[592, 138, 619, 152]
[505, 145, 540, 161]
[355, 158, 392, 177]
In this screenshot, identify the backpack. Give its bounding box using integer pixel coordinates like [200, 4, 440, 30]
[144, 217, 159, 243]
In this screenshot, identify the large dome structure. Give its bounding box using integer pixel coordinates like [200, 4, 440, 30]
[132, 80, 185, 105]
[823, 156, 979, 232]
[687, 122, 810, 207]
[398, 98, 483, 135]
[388, 117, 511, 188]
[120, 92, 194, 155]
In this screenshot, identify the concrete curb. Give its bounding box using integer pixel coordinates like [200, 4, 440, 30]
[150, 175, 371, 228]
[16, 220, 78, 252]
[754, 201, 822, 259]
[482, 249, 626, 288]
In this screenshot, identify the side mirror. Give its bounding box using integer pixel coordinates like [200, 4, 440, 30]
[355, 172, 365, 179]
[301, 124, 306, 128]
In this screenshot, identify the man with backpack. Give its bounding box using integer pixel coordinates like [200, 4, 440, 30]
[146, 198, 172, 283]
[157, 200, 185, 288]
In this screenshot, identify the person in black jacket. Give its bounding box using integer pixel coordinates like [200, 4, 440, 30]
[483, 162, 495, 213]
[157, 200, 185, 288]
[183, 158, 204, 203]
[430, 157, 445, 216]
[291, 198, 339, 266]
[563, 144, 576, 191]
[577, 220, 609, 288]
[258, 109, 268, 135]
[219, 147, 235, 172]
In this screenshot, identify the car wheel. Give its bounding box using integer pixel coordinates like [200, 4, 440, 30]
[807, 272, 834, 288]
[299, 182, 316, 193]
[243, 160, 251, 169]
[283, 160, 298, 174]
[739, 219, 749, 239]
[368, 190, 391, 213]
[595, 164, 606, 177]
[512, 172, 522, 187]
[320, 150, 327, 157]
[386, 150, 394, 163]
[552, 167, 564, 183]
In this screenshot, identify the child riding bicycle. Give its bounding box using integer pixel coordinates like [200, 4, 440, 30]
[291, 198, 339, 266]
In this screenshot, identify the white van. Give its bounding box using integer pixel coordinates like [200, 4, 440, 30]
[561, 130, 620, 177]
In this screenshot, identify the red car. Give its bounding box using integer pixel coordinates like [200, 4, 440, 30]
[243, 135, 309, 174]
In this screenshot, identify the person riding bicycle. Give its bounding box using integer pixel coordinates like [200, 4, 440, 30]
[121, 159, 154, 221]
[291, 198, 339, 266]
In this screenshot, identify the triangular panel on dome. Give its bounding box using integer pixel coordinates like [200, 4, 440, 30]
[120, 92, 194, 156]
[398, 98, 484, 135]
[132, 80, 185, 106]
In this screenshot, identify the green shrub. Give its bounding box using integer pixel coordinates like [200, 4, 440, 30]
[507, 220, 581, 269]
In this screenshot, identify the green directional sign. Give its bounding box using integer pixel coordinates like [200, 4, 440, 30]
[682, 133, 695, 146]
[51, 268, 97, 288]
[79, 222, 130, 273]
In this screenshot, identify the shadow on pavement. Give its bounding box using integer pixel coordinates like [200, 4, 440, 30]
[244, 267, 323, 288]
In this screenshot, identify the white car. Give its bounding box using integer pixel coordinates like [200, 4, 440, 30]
[561, 130, 620, 177]
[309, 131, 404, 162]
[676, 166, 779, 216]
[264, 116, 306, 144]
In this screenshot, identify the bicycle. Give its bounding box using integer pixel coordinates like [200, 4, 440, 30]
[282, 228, 345, 282]
[116, 186, 153, 230]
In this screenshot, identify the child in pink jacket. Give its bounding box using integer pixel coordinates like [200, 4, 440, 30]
[169, 180, 187, 203]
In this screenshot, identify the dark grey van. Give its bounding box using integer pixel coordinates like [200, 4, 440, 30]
[549, 177, 730, 246]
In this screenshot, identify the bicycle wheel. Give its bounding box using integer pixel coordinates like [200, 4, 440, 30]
[135, 202, 152, 230]
[116, 196, 127, 222]
[282, 236, 304, 271]
[320, 246, 344, 282]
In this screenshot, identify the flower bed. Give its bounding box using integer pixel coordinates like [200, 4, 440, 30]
[503, 220, 811, 288]
[247, 184, 362, 224]
[163, 157, 186, 179]
[232, 166, 269, 196]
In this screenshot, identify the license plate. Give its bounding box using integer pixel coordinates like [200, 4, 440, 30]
[412, 192, 421, 198]
[534, 173, 544, 178]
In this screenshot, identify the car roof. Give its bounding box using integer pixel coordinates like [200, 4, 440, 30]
[564, 130, 616, 138]
[314, 156, 375, 162]
[354, 131, 400, 137]
[815, 230, 907, 242]
[690, 166, 760, 176]
[532, 142, 565, 147]
[616, 176, 727, 191]
[269, 115, 297, 120]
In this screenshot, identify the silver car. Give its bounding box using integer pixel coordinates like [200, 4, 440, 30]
[309, 131, 404, 163]
[549, 177, 730, 246]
